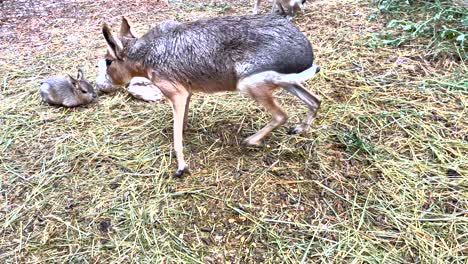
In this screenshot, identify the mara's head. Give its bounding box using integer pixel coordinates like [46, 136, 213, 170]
[96, 17, 145, 91]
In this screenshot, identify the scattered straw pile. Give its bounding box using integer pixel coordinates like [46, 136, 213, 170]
[0, 0, 466, 262]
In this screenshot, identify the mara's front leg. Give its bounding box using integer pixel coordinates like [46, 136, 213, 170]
[154, 80, 191, 177]
[252, 0, 261, 14]
[171, 92, 190, 177]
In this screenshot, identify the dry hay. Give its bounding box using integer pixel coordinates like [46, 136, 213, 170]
[0, 0, 466, 263]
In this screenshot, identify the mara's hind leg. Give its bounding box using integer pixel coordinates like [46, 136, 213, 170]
[272, 0, 285, 15]
[252, 0, 261, 14]
[241, 84, 288, 146]
[288, 108, 319, 134]
[285, 84, 321, 134]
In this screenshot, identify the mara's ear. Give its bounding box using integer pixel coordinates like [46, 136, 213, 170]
[77, 68, 84, 80]
[120, 17, 136, 38]
[102, 23, 123, 60]
[67, 74, 79, 88]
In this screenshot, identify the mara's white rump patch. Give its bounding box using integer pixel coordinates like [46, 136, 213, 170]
[237, 64, 319, 91]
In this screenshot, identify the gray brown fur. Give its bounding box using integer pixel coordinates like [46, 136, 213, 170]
[40, 69, 97, 107]
[127, 15, 313, 92]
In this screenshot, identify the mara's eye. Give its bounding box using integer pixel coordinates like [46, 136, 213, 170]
[105, 59, 113, 66]
[81, 89, 88, 94]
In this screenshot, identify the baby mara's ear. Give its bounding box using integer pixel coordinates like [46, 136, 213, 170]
[68, 74, 81, 90]
[77, 68, 84, 80]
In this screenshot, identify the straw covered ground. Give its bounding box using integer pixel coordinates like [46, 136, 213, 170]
[0, 0, 467, 262]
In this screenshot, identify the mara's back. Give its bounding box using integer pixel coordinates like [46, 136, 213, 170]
[130, 15, 313, 91]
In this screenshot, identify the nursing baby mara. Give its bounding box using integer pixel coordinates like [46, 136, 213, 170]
[253, 0, 307, 19]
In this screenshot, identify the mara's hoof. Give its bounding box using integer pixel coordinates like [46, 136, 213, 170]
[288, 124, 307, 135]
[242, 138, 262, 147]
[173, 167, 190, 178]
